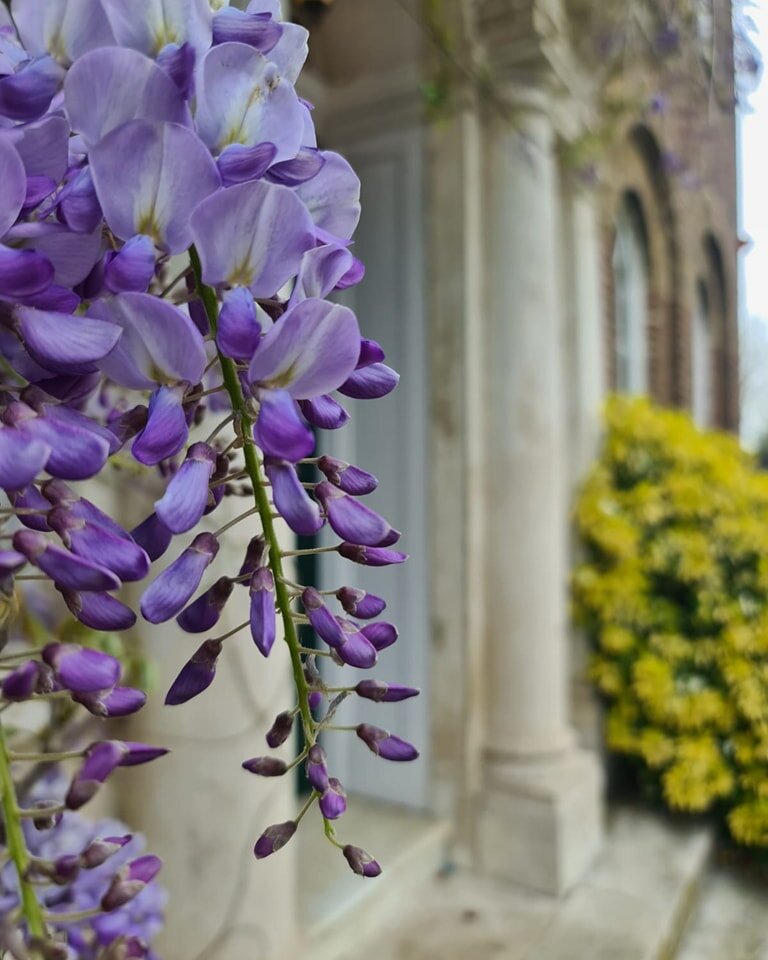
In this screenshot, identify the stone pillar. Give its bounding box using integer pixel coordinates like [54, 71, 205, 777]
[476, 94, 603, 895]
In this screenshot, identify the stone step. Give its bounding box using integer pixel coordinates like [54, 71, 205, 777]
[309, 806, 713, 960]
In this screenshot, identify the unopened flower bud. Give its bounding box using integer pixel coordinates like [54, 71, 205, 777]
[306, 744, 329, 792]
[342, 844, 382, 878]
[337, 542, 408, 567]
[336, 586, 386, 620]
[254, 820, 297, 859]
[355, 680, 420, 703]
[317, 456, 378, 495]
[101, 855, 162, 912]
[81, 835, 132, 869]
[165, 639, 223, 706]
[238, 535, 266, 581]
[266, 710, 294, 749]
[242, 756, 287, 777]
[319, 778, 347, 820]
[355, 724, 419, 762]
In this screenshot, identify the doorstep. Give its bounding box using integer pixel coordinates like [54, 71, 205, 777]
[311, 805, 713, 960]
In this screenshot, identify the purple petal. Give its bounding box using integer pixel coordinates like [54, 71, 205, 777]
[249, 567, 276, 657]
[299, 395, 349, 430]
[87, 685, 146, 718]
[8, 114, 69, 182]
[2, 660, 39, 701]
[118, 742, 169, 767]
[249, 299, 360, 399]
[360, 621, 399, 651]
[141, 532, 219, 624]
[130, 512, 173, 562]
[48, 508, 150, 582]
[196, 42, 304, 162]
[216, 288, 262, 361]
[217, 142, 277, 186]
[92, 293, 206, 390]
[343, 845, 381, 878]
[165, 638, 222, 705]
[237, 535, 266, 582]
[267, 147, 325, 187]
[90, 119, 220, 254]
[356, 723, 419, 762]
[14, 529, 121, 591]
[22, 174, 56, 213]
[315, 482, 393, 547]
[64, 47, 187, 146]
[21, 409, 110, 480]
[212, 8, 282, 51]
[9, 221, 102, 288]
[132, 386, 189, 466]
[335, 619, 378, 668]
[0, 244, 53, 299]
[317, 456, 377, 496]
[0, 56, 63, 123]
[264, 459, 322, 536]
[9, 485, 51, 531]
[66, 741, 127, 809]
[336, 587, 386, 620]
[319, 778, 347, 820]
[0, 427, 50, 489]
[337, 542, 408, 567]
[295, 151, 361, 241]
[43, 643, 121, 694]
[338, 363, 400, 400]
[61, 589, 137, 632]
[302, 587, 345, 648]
[176, 576, 233, 633]
[254, 388, 314, 462]
[155, 442, 217, 534]
[189, 179, 314, 295]
[306, 744, 329, 792]
[156, 41, 196, 99]
[104, 235, 156, 294]
[17, 307, 121, 375]
[357, 338, 386, 367]
[0, 550, 27, 576]
[57, 167, 103, 234]
[355, 680, 419, 702]
[253, 821, 297, 859]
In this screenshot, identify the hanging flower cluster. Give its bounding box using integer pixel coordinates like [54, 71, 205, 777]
[0, 0, 418, 946]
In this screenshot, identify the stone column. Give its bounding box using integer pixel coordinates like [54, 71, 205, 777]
[476, 94, 603, 895]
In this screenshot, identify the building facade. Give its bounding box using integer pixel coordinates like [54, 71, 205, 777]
[122, 2, 741, 957]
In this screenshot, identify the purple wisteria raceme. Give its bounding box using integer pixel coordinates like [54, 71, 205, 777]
[0, 2, 417, 932]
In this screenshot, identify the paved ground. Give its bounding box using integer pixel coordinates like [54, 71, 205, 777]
[676, 861, 768, 960]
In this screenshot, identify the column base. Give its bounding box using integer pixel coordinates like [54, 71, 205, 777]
[477, 746, 604, 895]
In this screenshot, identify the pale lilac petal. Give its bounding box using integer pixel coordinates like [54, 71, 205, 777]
[132, 385, 189, 466]
[248, 299, 360, 399]
[289, 244, 354, 306]
[23, 175, 56, 213]
[17, 307, 122, 374]
[104, 235, 156, 294]
[101, 0, 213, 56]
[12, 223, 102, 287]
[0, 137, 26, 236]
[217, 142, 277, 186]
[295, 151, 361, 241]
[190, 180, 314, 295]
[91, 293, 206, 389]
[196, 42, 304, 162]
[21, 409, 111, 480]
[8, 115, 69, 181]
[0, 245, 53, 300]
[64, 46, 187, 146]
[90, 119, 220, 254]
[264, 459, 322, 536]
[264, 21, 308, 84]
[12, 0, 117, 64]
[254, 388, 314, 462]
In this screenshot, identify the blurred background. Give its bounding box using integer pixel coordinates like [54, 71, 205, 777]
[112, 1, 768, 958]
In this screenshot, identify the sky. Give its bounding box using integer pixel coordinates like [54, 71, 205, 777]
[741, 3, 768, 321]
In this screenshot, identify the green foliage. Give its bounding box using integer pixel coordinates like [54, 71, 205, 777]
[573, 396, 768, 847]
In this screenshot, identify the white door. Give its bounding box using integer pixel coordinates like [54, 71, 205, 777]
[318, 126, 430, 809]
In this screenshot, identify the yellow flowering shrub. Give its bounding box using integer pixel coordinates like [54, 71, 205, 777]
[573, 396, 768, 847]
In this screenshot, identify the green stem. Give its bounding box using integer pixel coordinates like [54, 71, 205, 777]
[189, 249, 315, 746]
[0, 719, 46, 939]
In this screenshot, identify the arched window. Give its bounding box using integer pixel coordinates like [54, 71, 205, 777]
[612, 194, 649, 394]
[692, 279, 712, 427]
